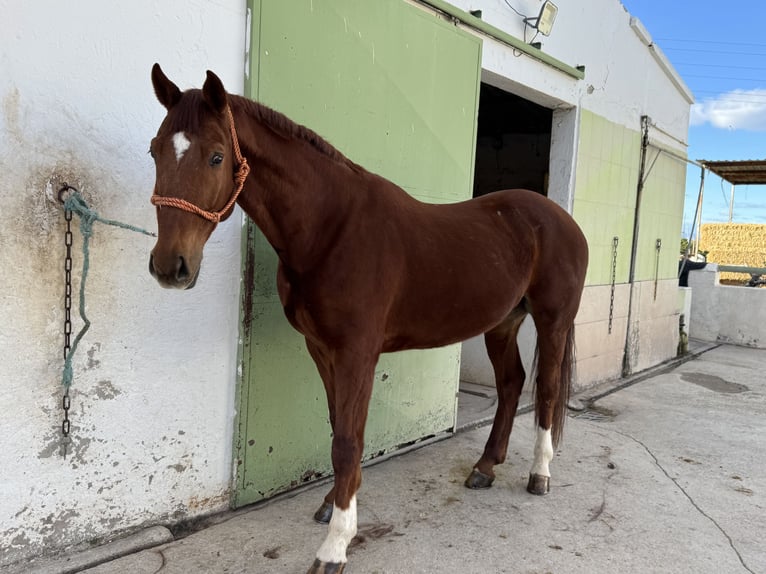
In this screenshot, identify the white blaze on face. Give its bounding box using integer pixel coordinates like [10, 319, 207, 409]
[316, 495, 357, 565]
[530, 426, 554, 477]
[172, 131, 191, 162]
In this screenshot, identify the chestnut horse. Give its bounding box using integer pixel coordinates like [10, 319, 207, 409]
[148, 64, 588, 574]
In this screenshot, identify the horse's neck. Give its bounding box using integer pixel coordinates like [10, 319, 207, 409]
[231, 98, 358, 272]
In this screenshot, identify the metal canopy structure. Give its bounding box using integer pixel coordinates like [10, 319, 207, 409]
[696, 158, 766, 224]
[698, 159, 766, 185]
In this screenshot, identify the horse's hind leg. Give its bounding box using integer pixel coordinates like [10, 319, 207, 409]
[465, 305, 528, 489]
[527, 318, 575, 495]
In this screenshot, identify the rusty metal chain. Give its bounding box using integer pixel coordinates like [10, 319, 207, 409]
[653, 238, 662, 301]
[56, 183, 155, 458]
[61, 191, 74, 458]
[608, 236, 618, 334]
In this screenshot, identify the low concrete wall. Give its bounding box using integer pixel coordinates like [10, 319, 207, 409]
[688, 264, 766, 348]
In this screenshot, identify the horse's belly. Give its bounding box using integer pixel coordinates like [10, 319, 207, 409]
[383, 279, 524, 352]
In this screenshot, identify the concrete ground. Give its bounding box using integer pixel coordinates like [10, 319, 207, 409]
[25, 344, 766, 574]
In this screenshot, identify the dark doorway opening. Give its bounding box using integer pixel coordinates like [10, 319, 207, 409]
[472, 82, 553, 198]
[458, 82, 553, 429]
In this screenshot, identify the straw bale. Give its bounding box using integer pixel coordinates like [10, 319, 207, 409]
[699, 223, 766, 283]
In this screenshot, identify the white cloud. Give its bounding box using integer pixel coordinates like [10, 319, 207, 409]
[691, 89, 766, 131]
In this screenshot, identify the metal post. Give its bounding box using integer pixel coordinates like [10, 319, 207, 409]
[728, 183, 735, 223]
[694, 169, 705, 255]
[622, 116, 650, 377]
[627, 116, 650, 286]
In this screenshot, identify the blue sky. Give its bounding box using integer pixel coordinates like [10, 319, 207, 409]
[620, 0, 766, 235]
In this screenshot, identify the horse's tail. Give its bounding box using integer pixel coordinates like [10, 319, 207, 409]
[551, 324, 576, 448]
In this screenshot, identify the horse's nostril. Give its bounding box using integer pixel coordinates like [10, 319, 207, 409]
[149, 253, 192, 286]
[177, 256, 190, 281]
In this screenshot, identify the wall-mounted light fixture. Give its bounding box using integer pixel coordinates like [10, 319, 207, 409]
[524, 1, 558, 36]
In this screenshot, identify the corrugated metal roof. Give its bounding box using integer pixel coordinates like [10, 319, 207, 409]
[698, 159, 766, 185]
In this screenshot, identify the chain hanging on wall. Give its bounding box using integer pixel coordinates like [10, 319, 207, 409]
[653, 238, 662, 301]
[61, 204, 74, 456]
[58, 184, 156, 458]
[608, 236, 619, 334]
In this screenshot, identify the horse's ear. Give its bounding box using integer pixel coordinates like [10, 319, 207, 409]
[152, 63, 181, 110]
[202, 70, 228, 114]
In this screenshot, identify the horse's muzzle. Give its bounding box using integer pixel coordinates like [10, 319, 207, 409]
[148, 253, 198, 290]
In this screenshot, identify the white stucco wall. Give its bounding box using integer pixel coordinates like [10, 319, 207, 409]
[1, 0, 245, 567]
[1, 0, 692, 566]
[447, 0, 690, 146]
[689, 266, 766, 348]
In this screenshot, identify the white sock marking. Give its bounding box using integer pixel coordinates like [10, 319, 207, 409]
[316, 495, 357, 564]
[172, 131, 191, 162]
[531, 427, 553, 477]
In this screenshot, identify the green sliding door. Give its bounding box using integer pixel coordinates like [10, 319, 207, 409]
[234, 0, 482, 506]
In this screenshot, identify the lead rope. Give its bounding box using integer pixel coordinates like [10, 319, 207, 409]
[59, 185, 156, 458]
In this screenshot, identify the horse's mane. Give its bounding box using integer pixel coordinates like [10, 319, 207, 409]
[170, 90, 361, 172]
[235, 96, 361, 171]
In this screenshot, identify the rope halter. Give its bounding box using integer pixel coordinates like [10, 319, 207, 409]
[150, 106, 250, 224]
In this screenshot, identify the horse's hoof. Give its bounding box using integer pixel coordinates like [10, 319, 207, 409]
[313, 501, 334, 524]
[464, 468, 494, 489]
[527, 473, 550, 495]
[307, 558, 345, 574]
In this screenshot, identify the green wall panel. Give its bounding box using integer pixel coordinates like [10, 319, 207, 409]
[633, 152, 687, 281]
[573, 110, 640, 286]
[573, 110, 685, 286]
[255, 0, 480, 203]
[235, 0, 481, 506]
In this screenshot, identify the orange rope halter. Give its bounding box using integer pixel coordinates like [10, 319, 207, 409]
[150, 106, 250, 224]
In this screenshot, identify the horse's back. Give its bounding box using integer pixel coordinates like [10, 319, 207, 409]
[406, 188, 587, 278]
[380, 188, 587, 350]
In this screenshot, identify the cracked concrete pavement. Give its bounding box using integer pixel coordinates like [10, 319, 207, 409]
[25, 344, 766, 573]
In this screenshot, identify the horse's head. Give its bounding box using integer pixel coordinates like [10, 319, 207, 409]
[148, 64, 248, 289]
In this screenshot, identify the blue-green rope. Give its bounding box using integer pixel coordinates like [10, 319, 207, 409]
[62, 190, 156, 389]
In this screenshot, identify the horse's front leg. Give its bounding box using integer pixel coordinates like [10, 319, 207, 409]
[306, 340, 338, 525]
[307, 348, 377, 574]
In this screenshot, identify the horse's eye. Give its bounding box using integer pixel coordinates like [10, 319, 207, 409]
[210, 152, 224, 166]
[148, 147, 155, 159]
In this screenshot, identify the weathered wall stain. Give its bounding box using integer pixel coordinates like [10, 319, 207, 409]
[10, 531, 31, 548]
[41, 510, 81, 540]
[87, 343, 102, 370]
[186, 491, 230, 512]
[37, 425, 93, 465]
[93, 379, 121, 400]
[2, 86, 22, 144]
